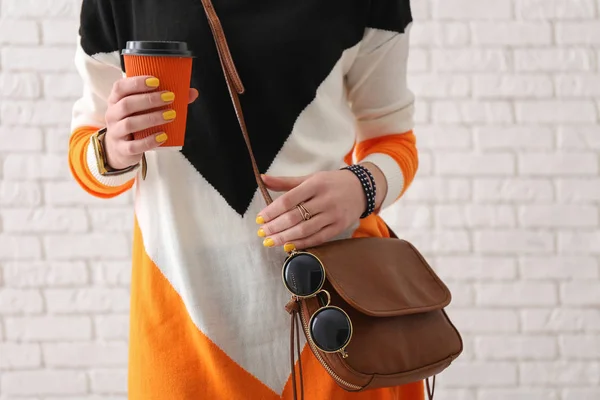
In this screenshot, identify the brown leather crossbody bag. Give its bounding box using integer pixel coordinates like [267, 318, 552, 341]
[199, 1, 463, 399]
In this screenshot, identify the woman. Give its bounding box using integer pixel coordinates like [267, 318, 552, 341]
[69, 0, 420, 399]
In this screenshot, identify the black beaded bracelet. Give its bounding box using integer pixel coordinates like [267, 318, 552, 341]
[342, 164, 376, 219]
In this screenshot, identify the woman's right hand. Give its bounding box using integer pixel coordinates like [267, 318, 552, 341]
[103, 75, 199, 170]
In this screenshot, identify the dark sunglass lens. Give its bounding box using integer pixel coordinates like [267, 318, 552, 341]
[283, 253, 324, 297]
[310, 308, 351, 352]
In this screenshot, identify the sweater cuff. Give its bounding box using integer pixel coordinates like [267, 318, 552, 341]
[360, 152, 405, 210]
[86, 139, 140, 187]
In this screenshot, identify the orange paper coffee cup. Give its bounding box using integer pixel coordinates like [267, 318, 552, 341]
[122, 41, 193, 150]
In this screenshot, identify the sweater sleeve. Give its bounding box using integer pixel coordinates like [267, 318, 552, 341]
[345, 0, 417, 210]
[69, 0, 139, 199]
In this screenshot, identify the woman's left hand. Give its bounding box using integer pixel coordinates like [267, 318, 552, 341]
[255, 169, 368, 251]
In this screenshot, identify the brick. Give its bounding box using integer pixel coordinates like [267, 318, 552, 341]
[0, 73, 41, 98]
[432, 0, 512, 19]
[475, 126, 554, 150]
[43, 342, 127, 367]
[434, 256, 517, 280]
[409, 74, 470, 98]
[0, 289, 44, 314]
[450, 309, 519, 333]
[475, 282, 556, 306]
[519, 205, 598, 227]
[557, 179, 600, 201]
[1, 208, 89, 232]
[1, 101, 74, 125]
[561, 283, 600, 306]
[44, 181, 132, 206]
[90, 262, 132, 286]
[475, 230, 554, 254]
[475, 336, 557, 360]
[432, 49, 509, 72]
[0, 236, 42, 260]
[433, 101, 513, 123]
[473, 75, 553, 98]
[2, 0, 82, 18]
[416, 152, 433, 176]
[436, 153, 515, 176]
[515, 49, 594, 71]
[90, 369, 128, 394]
[4, 154, 69, 180]
[558, 126, 600, 149]
[472, 22, 552, 45]
[516, 101, 597, 123]
[379, 205, 432, 228]
[432, 389, 475, 400]
[88, 207, 134, 232]
[44, 233, 131, 259]
[516, 0, 596, 19]
[563, 389, 600, 400]
[557, 22, 600, 44]
[413, 125, 471, 149]
[559, 335, 600, 359]
[400, 229, 470, 254]
[5, 316, 92, 341]
[478, 389, 559, 400]
[95, 315, 129, 340]
[556, 75, 600, 97]
[3, 261, 88, 287]
[407, 48, 428, 72]
[401, 178, 471, 202]
[520, 257, 598, 279]
[521, 362, 600, 385]
[43, 73, 83, 99]
[474, 178, 553, 202]
[519, 153, 598, 176]
[42, 20, 79, 44]
[559, 232, 600, 254]
[436, 205, 516, 228]
[46, 127, 72, 153]
[440, 362, 517, 386]
[409, 22, 469, 46]
[1, 370, 87, 395]
[0, 127, 43, 152]
[410, 0, 429, 19]
[2, 47, 75, 71]
[444, 282, 474, 306]
[0, 343, 41, 369]
[46, 397, 127, 400]
[45, 288, 130, 313]
[0, 20, 39, 44]
[0, 181, 42, 206]
[413, 99, 429, 124]
[522, 309, 600, 333]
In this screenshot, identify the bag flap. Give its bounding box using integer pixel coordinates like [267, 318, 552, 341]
[308, 237, 451, 317]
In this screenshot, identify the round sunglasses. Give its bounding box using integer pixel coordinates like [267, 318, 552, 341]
[282, 251, 353, 357]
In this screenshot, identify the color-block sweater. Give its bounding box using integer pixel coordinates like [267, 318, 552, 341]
[70, 1, 422, 399]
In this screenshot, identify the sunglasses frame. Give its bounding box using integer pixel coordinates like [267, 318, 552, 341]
[282, 250, 353, 358]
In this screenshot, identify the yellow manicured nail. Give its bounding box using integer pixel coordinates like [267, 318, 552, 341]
[155, 133, 168, 143]
[256, 215, 265, 224]
[284, 243, 296, 253]
[257, 228, 266, 238]
[146, 77, 160, 88]
[161, 92, 175, 102]
[263, 238, 274, 247]
[162, 110, 176, 120]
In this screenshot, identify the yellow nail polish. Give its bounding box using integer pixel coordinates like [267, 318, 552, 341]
[161, 92, 175, 102]
[257, 228, 266, 238]
[162, 110, 176, 120]
[284, 243, 296, 253]
[155, 133, 168, 143]
[145, 77, 160, 88]
[256, 215, 265, 224]
[263, 238, 274, 247]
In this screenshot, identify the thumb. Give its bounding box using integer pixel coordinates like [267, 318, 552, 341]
[188, 88, 199, 104]
[261, 174, 310, 192]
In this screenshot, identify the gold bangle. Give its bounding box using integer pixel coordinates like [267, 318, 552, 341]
[91, 128, 139, 176]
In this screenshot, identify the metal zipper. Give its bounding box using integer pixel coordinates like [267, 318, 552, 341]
[298, 302, 363, 391]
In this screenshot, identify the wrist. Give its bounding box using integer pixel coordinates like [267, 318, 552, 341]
[358, 162, 388, 211]
[91, 128, 139, 176]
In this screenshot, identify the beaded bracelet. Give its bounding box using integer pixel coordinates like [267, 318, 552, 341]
[341, 164, 377, 219]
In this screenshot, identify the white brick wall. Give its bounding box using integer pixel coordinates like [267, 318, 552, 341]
[0, 0, 598, 398]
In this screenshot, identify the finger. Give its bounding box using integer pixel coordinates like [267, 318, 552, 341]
[258, 198, 322, 238]
[120, 132, 168, 156]
[257, 182, 316, 224]
[116, 108, 176, 136]
[287, 223, 340, 251]
[107, 90, 175, 123]
[108, 76, 160, 105]
[263, 214, 330, 248]
[188, 88, 199, 104]
[261, 174, 310, 192]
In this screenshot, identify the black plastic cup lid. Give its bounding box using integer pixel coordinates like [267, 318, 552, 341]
[121, 41, 194, 57]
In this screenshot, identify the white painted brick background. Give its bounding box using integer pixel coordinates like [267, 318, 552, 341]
[0, 0, 599, 398]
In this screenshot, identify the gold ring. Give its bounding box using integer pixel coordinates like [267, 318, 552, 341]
[296, 202, 312, 221]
